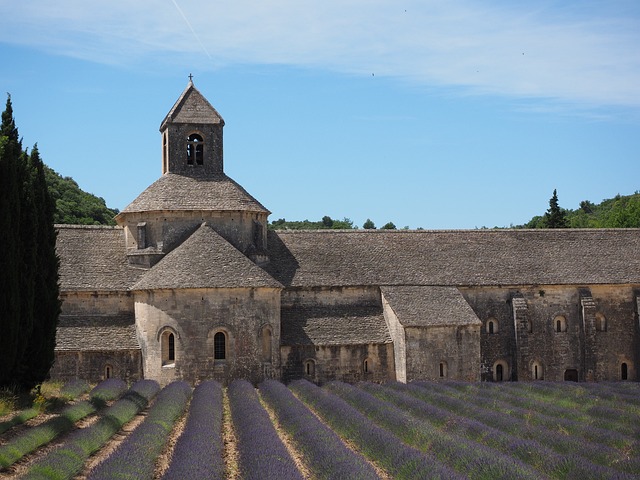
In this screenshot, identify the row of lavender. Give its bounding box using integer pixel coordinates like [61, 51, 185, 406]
[4, 379, 639, 479]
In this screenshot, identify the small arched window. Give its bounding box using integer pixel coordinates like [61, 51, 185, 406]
[261, 325, 272, 363]
[439, 362, 447, 378]
[493, 360, 508, 382]
[621, 362, 628, 380]
[596, 313, 607, 332]
[214, 332, 226, 360]
[487, 318, 498, 334]
[187, 133, 204, 165]
[104, 364, 113, 379]
[305, 359, 315, 376]
[555, 316, 567, 333]
[531, 361, 543, 380]
[161, 331, 176, 366]
[363, 358, 373, 374]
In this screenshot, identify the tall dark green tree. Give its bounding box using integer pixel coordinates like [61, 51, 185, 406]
[19, 145, 60, 387]
[0, 95, 24, 387]
[0, 96, 60, 390]
[544, 189, 569, 228]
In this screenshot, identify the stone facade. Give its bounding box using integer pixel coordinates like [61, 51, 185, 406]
[51, 81, 640, 385]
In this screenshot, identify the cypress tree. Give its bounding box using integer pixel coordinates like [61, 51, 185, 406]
[0, 96, 60, 390]
[544, 189, 569, 228]
[18, 145, 61, 388]
[0, 95, 24, 387]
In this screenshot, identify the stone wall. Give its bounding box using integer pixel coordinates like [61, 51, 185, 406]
[404, 324, 481, 382]
[121, 210, 268, 264]
[461, 285, 639, 382]
[134, 287, 281, 385]
[50, 350, 141, 384]
[280, 343, 395, 384]
[60, 291, 134, 316]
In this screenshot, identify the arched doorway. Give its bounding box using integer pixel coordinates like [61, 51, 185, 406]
[564, 369, 579, 381]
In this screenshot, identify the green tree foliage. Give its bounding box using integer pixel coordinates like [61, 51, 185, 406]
[0, 95, 24, 387]
[0, 97, 60, 390]
[381, 221, 397, 230]
[44, 166, 118, 225]
[269, 216, 355, 230]
[522, 191, 640, 228]
[544, 189, 569, 228]
[363, 219, 376, 229]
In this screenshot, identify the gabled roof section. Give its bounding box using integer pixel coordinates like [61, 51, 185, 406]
[132, 223, 282, 290]
[160, 80, 224, 130]
[119, 173, 270, 215]
[281, 305, 391, 346]
[56, 225, 146, 291]
[381, 286, 481, 327]
[265, 229, 640, 288]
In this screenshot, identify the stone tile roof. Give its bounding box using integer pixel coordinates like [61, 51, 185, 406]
[265, 229, 640, 288]
[55, 315, 139, 351]
[56, 226, 146, 291]
[132, 223, 283, 290]
[381, 286, 481, 327]
[160, 81, 224, 130]
[281, 305, 392, 346]
[119, 173, 269, 215]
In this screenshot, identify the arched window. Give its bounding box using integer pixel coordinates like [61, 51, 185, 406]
[187, 133, 204, 165]
[439, 362, 447, 378]
[486, 318, 498, 334]
[621, 363, 628, 380]
[261, 325, 272, 363]
[555, 315, 567, 333]
[596, 313, 607, 332]
[531, 361, 543, 380]
[493, 360, 508, 382]
[214, 332, 226, 360]
[363, 358, 373, 374]
[104, 364, 113, 379]
[305, 359, 315, 376]
[161, 331, 176, 366]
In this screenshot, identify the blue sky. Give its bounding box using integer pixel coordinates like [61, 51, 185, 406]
[1, 1, 639, 229]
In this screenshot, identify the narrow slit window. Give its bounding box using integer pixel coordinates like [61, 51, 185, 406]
[214, 332, 226, 360]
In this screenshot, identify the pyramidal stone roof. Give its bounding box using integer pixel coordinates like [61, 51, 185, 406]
[160, 80, 224, 130]
[381, 286, 481, 327]
[132, 223, 282, 290]
[119, 173, 270, 214]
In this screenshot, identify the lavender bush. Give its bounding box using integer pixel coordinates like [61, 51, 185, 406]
[0, 400, 96, 468]
[59, 379, 90, 400]
[88, 378, 128, 407]
[259, 379, 380, 480]
[162, 380, 224, 480]
[228, 379, 303, 480]
[0, 406, 40, 435]
[290, 379, 463, 480]
[87, 381, 191, 480]
[24, 379, 160, 480]
[325, 381, 540, 480]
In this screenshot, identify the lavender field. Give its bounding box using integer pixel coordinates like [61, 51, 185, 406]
[1, 378, 639, 479]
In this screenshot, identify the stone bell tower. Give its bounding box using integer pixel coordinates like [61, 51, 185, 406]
[160, 77, 225, 177]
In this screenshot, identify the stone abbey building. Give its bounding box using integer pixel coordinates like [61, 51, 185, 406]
[51, 81, 640, 386]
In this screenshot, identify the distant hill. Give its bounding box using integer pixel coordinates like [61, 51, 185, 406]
[522, 191, 640, 228]
[44, 166, 118, 225]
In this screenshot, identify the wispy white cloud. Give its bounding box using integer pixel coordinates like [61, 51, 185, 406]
[1, 0, 639, 108]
